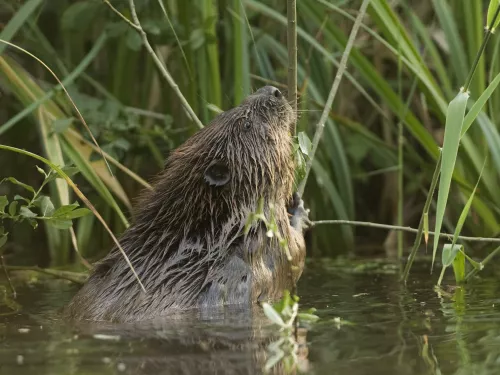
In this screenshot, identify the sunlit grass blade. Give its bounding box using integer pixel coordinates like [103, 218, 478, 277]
[487, 0, 500, 32]
[432, 91, 469, 270]
[61, 137, 130, 227]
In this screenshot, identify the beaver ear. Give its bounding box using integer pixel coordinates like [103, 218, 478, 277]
[204, 160, 230, 186]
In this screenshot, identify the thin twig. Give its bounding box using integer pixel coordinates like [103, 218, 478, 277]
[127, 0, 204, 129]
[102, 0, 139, 30]
[298, 0, 371, 196]
[465, 245, 500, 281]
[313, 218, 500, 243]
[287, 0, 298, 134]
[1, 256, 16, 298]
[69, 227, 92, 270]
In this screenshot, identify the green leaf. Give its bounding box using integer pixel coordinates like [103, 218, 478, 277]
[442, 244, 463, 268]
[48, 219, 73, 230]
[35, 165, 48, 178]
[432, 91, 469, 270]
[452, 250, 466, 284]
[61, 165, 80, 178]
[298, 131, 312, 156]
[298, 313, 320, 323]
[27, 219, 38, 230]
[126, 29, 142, 51]
[1, 177, 35, 194]
[8, 201, 18, 217]
[0, 196, 8, 213]
[19, 206, 37, 218]
[52, 118, 74, 133]
[34, 195, 55, 217]
[0, 0, 43, 56]
[190, 29, 205, 50]
[487, 0, 500, 31]
[64, 208, 91, 219]
[51, 203, 79, 218]
[61, 1, 101, 32]
[14, 195, 30, 204]
[262, 302, 285, 326]
[462, 72, 500, 136]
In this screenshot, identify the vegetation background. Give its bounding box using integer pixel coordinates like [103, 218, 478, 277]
[1, 0, 500, 270]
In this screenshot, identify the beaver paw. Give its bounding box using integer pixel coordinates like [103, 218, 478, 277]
[287, 192, 310, 232]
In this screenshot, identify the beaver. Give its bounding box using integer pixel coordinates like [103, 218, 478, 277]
[65, 86, 309, 322]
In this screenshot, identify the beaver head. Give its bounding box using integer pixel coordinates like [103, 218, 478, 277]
[141, 85, 295, 233]
[65, 86, 305, 321]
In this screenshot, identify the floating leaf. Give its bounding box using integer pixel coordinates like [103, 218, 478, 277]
[262, 302, 285, 326]
[20, 206, 37, 218]
[298, 313, 320, 322]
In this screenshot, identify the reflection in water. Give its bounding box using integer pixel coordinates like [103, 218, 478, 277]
[2, 260, 500, 374]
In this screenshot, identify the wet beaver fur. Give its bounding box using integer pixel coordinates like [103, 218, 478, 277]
[65, 86, 308, 322]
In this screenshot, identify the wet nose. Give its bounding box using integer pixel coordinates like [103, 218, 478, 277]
[255, 86, 282, 98]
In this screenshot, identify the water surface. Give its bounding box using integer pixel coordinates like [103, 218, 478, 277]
[1, 260, 500, 375]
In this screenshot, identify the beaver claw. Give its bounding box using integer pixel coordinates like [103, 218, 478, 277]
[287, 192, 311, 231]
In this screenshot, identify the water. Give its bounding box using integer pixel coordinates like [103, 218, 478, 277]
[1, 259, 500, 375]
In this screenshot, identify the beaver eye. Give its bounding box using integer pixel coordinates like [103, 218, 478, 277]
[243, 121, 252, 131]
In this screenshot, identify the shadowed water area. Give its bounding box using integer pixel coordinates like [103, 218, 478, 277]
[1, 259, 500, 375]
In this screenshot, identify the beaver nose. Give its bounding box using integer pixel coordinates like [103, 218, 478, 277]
[255, 86, 282, 98]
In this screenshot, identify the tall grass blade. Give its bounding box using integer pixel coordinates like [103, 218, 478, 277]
[487, 0, 500, 32]
[432, 91, 469, 270]
[462, 72, 500, 136]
